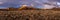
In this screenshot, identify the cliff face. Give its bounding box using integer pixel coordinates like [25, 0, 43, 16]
[9, 6, 40, 11]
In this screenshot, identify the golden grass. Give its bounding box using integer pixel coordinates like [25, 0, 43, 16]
[0, 10, 60, 20]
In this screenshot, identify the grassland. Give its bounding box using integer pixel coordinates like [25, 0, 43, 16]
[0, 10, 60, 20]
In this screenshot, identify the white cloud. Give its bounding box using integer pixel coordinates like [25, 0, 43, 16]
[57, 2, 60, 5]
[0, 2, 3, 4]
[42, 4, 56, 9]
[56, 2, 60, 7]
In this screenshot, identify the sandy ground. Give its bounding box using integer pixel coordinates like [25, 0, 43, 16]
[0, 10, 60, 20]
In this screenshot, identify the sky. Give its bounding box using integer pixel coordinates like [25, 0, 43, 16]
[0, 0, 60, 9]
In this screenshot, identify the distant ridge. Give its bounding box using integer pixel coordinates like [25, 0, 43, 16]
[0, 6, 60, 11]
[51, 7, 60, 11]
[0, 8, 9, 11]
[9, 6, 40, 11]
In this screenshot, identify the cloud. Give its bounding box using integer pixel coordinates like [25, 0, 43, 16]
[0, 2, 3, 4]
[42, 4, 56, 9]
[0, 0, 60, 9]
[57, 2, 60, 5]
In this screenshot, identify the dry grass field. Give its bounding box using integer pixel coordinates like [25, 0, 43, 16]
[0, 9, 60, 20]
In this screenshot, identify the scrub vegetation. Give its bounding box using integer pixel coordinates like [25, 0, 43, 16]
[0, 10, 60, 20]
